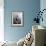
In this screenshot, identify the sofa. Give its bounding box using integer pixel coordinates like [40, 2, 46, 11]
[17, 32, 34, 46]
[17, 25, 46, 46]
[1, 25, 46, 46]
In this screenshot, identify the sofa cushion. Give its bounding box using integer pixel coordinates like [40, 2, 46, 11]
[17, 37, 25, 46]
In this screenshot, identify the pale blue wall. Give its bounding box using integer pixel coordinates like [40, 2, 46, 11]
[4, 0, 40, 42]
[40, 0, 46, 27]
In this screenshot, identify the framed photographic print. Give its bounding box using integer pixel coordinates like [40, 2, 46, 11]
[12, 11, 24, 26]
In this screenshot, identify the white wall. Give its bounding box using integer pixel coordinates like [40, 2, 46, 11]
[0, 0, 4, 42]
